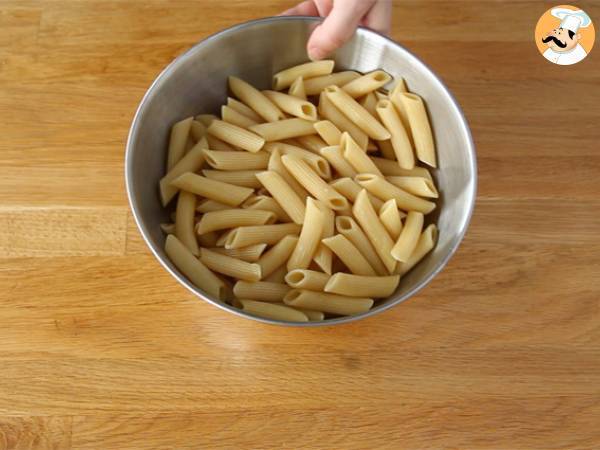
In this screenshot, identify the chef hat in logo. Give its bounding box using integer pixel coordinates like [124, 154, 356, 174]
[551, 8, 592, 33]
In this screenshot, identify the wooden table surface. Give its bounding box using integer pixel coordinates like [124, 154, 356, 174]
[2, 1, 600, 448]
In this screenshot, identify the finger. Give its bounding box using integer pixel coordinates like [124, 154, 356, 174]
[314, 0, 334, 17]
[363, 0, 392, 35]
[307, 0, 374, 60]
[280, 0, 319, 16]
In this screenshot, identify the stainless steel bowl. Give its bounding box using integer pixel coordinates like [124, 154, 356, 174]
[125, 17, 477, 326]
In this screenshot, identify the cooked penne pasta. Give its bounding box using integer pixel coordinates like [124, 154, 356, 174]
[287, 198, 325, 271]
[196, 209, 276, 235]
[190, 120, 206, 141]
[165, 234, 225, 300]
[228, 76, 284, 122]
[198, 231, 219, 247]
[391, 211, 424, 262]
[240, 299, 308, 322]
[370, 156, 433, 180]
[386, 176, 439, 198]
[160, 223, 175, 234]
[265, 142, 331, 180]
[167, 117, 193, 170]
[281, 154, 348, 211]
[273, 60, 335, 90]
[256, 171, 306, 224]
[288, 76, 306, 100]
[376, 99, 415, 169]
[254, 236, 298, 280]
[264, 265, 288, 284]
[324, 85, 391, 141]
[227, 97, 263, 122]
[352, 190, 397, 273]
[196, 199, 230, 213]
[389, 79, 412, 141]
[376, 139, 397, 160]
[328, 177, 384, 210]
[296, 308, 325, 321]
[312, 202, 334, 274]
[200, 248, 261, 282]
[342, 70, 392, 98]
[318, 92, 369, 149]
[175, 190, 199, 256]
[354, 174, 436, 214]
[324, 273, 400, 298]
[206, 134, 237, 152]
[320, 146, 357, 178]
[400, 92, 437, 167]
[398, 224, 437, 275]
[221, 105, 259, 128]
[303, 71, 361, 95]
[225, 223, 301, 249]
[322, 234, 376, 276]
[267, 148, 310, 199]
[171, 173, 253, 207]
[233, 281, 291, 302]
[284, 290, 374, 316]
[202, 169, 261, 188]
[216, 229, 235, 247]
[242, 194, 292, 222]
[314, 120, 342, 146]
[379, 199, 403, 240]
[249, 118, 317, 141]
[262, 90, 317, 121]
[210, 244, 267, 262]
[195, 114, 217, 127]
[296, 135, 328, 153]
[340, 132, 383, 177]
[202, 149, 270, 171]
[285, 269, 330, 291]
[159, 144, 205, 206]
[359, 92, 379, 117]
[207, 119, 264, 153]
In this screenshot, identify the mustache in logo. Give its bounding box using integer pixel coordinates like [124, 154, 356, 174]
[542, 35, 567, 48]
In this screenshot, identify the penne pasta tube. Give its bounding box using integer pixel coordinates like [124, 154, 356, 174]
[195, 114, 217, 127]
[352, 189, 397, 273]
[202, 149, 270, 171]
[284, 290, 374, 316]
[314, 120, 342, 146]
[159, 144, 205, 206]
[227, 97, 263, 122]
[322, 234, 376, 276]
[225, 223, 301, 249]
[267, 148, 310, 199]
[200, 248, 262, 282]
[285, 269, 330, 291]
[318, 92, 369, 149]
[287, 198, 325, 271]
[190, 120, 206, 141]
[198, 231, 219, 247]
[376, 99, 415, 169]
[210, 244, 267, 262]
[160, 223, 175, 234]
[379, 199, 403, 240]
[303, 70, 360, 95]
[255, 171, 306, 224]
[281, 154, 349, 211]
[207, 119, 264, 153]
[262, 90, 317, 121]
[258, 235, 299, 278]
[233, 281, 291, 302]
[376, 139, 397, 160]
[324, 273, 400, 298]
[359, 92, 379, 117]
[206, 134, 237, 152]
[324, 85, 391, 140]
[296, 308, 325, 321]
[167, 117, 193, 170]
[389, 79, 412, 141]
[342, 70, 392, 98]
[296, 135, 328, 153]
[239, 299, 308, 322]
[249, 118, 317, 142]
[319, 146, 357, 178]
[340, 132, 383, 177]
[398, 224, 437, 275]
[312, 202, 334, 274]
[288, 76, 306, 100]
[195, 209, 276, 234]
[221, 105, 259, 128]
[228, 76, 284, 122]
[400, 92, 437, 167]
[386, 176, 439, 198]
[196, 199, 230, 213]
[354, 174, 436, 214]
[329, 177, 384, 210]
[202, 170, 261, 189]
[264, 265, 288, 284]
[273, 60, 335, 90]
[370, 157, 433, 180]
[165, 234, 225, 300]
[265, 142, 331, 180]
[175, 190, 199, 256]
[242, 194, 292, 222]
[171, 173, 253, 207]
[391, 211, 424, 262]
[216, 229, 235, 247]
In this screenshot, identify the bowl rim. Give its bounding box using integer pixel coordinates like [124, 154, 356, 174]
[125, 16, 478, 327]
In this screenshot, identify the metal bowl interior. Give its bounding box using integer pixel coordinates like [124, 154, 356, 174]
[125, 17, 477, 326]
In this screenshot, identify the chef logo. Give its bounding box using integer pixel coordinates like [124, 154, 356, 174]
[535, 5, 595, 65]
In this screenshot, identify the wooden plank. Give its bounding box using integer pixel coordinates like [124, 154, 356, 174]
[0, 416, 71, 450]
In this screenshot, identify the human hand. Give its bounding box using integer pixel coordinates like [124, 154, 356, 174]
[281, 0, 392, 60]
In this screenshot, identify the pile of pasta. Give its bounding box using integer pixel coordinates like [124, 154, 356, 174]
[159, 60, 438, 323]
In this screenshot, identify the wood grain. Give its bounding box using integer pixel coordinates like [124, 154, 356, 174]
[1, 1, 599, 449]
